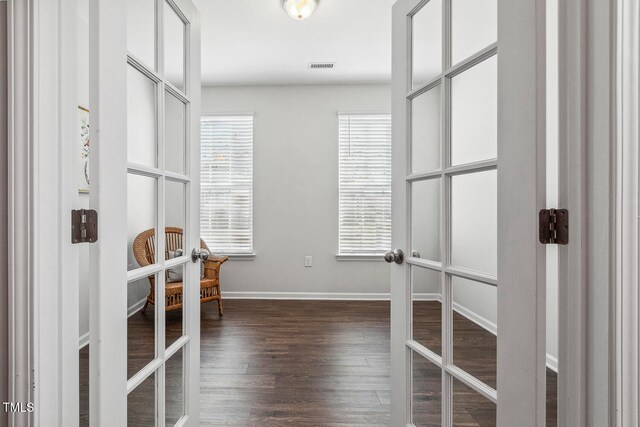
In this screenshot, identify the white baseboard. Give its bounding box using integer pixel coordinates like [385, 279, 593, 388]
[452, 301, 497, 335]
[78, 332, 89, 350]
[413, 293, 442, 302]
[452, 301, 558, 373]
[78, 298, 148, 349]
[222, 291, 444, 301]
[546, 354, 558, 373]
[222, 291, 391, 300]
[128, 297, 148, 317]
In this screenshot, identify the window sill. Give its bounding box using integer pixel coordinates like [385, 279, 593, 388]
[218, 253, 256, 261]
[335, 254, 386, 262]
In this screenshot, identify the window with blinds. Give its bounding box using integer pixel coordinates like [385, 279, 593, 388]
[338, 114, 392, 256]
[200, 115, 253, 254]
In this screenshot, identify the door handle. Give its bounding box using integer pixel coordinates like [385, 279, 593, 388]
[191, 248, 210, 263]
[384, 249, 404, 264]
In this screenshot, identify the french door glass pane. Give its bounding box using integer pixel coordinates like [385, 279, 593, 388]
[165, 348, 185, 426]
[164, 1, 186, 92]
[127, 0, 156, 69]
[412, 0, 442, 89]
[128, 371, 157, 426]
[412, 85, 441, 174]
[127, 174, 158, 270]
[165, 180, 186, 232]
[165, 264, 184, 349]
[451, 0, 497, 65]
[450, 56, 497, 166]
[411, 178, 441, 262]
[127, 65, 158, 167]
[412, 266, 442, 356]
[412, 351, 442, 427]
[450, 170, 497, 276]
[452, 377, 496, 426]
[452, 276, 497, 388]
[165, 91, 186, 174]
[127, 275, 156, 380]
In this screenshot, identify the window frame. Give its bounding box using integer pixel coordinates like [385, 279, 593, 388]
[200, 113, 255, 258]
[337, 112, 392, 260]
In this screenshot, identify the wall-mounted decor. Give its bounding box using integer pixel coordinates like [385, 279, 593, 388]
[78, 106, 90, 193]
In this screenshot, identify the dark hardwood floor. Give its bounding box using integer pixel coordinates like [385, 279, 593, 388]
[80, 299, 557, 426]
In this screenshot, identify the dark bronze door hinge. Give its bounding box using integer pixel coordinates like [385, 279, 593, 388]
[72, 209, 98, 244]
[539, 209, 568, 245]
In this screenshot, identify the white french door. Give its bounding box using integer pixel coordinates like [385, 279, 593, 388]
[89, 0, 201, 425]
[390, 0, 547, 426]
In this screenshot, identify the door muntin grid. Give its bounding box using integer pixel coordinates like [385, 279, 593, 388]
[407, 0, 498, 424]
[126, 0, 191, 425]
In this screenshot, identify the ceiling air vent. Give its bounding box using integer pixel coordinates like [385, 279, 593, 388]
[309, 62, 335, 70]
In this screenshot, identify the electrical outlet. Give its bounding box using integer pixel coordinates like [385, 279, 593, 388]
[305, 256, 312, 267]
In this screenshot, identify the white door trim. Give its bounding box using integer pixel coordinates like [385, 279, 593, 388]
[7, 1, 33, 424]
[615, 0, 639, 424]
[0, 3, 9, 426]
[7, 0, 79, 426]
[558, 0, 617, 425]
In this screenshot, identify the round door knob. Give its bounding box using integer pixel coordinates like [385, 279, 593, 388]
[384, 249, 404, 264]
[191, 248, 210, 263]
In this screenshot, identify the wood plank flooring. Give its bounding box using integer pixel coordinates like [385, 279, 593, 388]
[80, 299, 557, 426]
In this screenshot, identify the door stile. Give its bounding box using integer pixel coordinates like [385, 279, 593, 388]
[440, 1, 452, 425]
[496, 0, 547, 425]
[182, 0, 202, 423]
[59, 0, 81, 423]
[89, 0, 129, 425]
[391, 2, 412, 425]
[156, 1, 167, 422]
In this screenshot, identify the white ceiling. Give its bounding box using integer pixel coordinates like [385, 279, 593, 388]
[193, 0, 395, 86]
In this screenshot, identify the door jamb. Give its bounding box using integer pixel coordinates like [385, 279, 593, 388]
[558, 0, 617, 425]
[7, 0, 79, 425]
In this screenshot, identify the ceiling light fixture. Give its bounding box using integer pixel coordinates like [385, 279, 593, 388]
[282, 0, 319, 21]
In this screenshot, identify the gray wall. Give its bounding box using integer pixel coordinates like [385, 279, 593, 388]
[202, 85, 392, 296]
[1, 1, 9, 422]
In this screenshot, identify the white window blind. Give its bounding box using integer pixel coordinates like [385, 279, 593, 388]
[201, 115, 253, 254]
[338, 114, 392, 255]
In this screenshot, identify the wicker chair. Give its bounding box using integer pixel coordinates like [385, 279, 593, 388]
[132, 227, 228, 316]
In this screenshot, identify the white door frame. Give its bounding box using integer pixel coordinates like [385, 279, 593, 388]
[1, 1, 10, 425]
[558, 0, 617, 425]
[7, 0, 79, 426]
[4, 0, 623, 425]
[615, 0, 639, 425]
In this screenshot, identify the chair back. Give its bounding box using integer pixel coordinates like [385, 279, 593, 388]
[132, 227, 208, 268]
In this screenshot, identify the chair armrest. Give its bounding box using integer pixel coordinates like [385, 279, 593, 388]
[202, 255, 228, 280]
